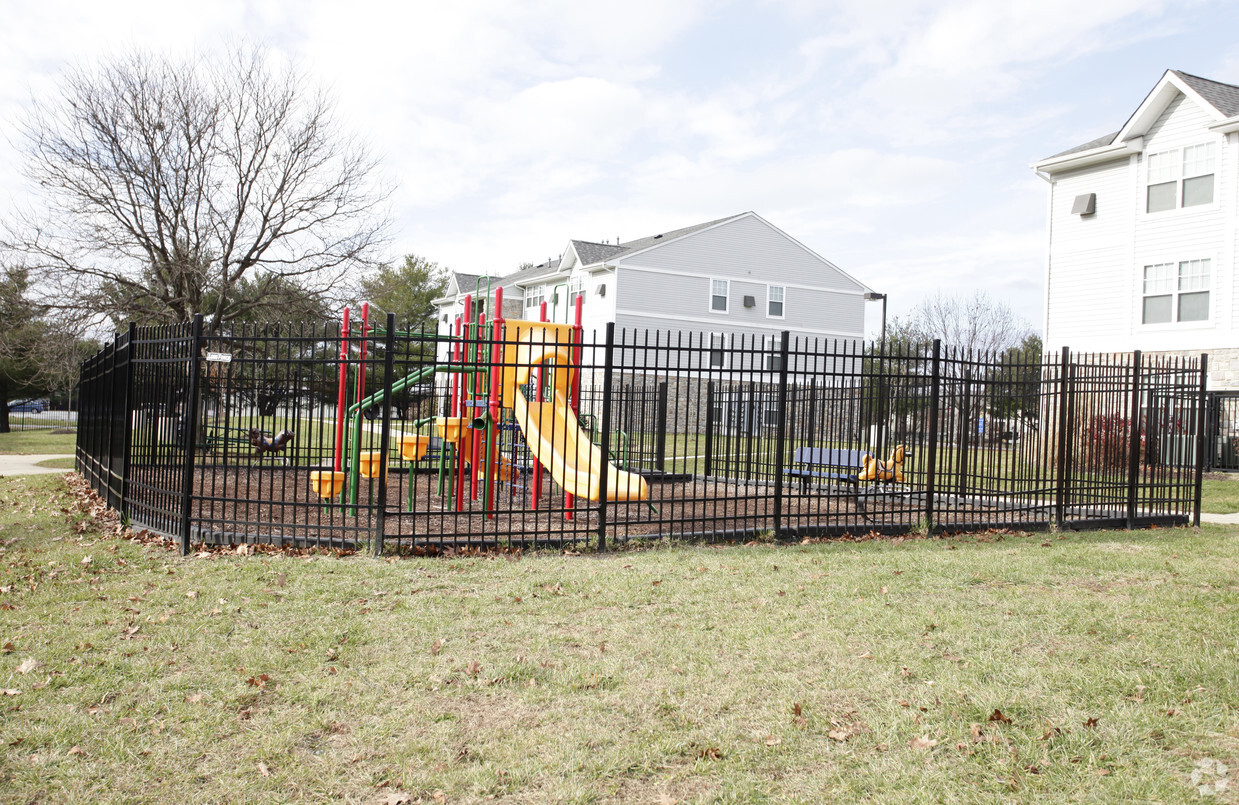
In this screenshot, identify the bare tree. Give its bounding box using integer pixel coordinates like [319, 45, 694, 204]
[3, 46, 390, 333]
[888, 291, 1034, 356]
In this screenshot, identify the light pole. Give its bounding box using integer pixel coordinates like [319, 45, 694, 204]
[864, 291, 887, 350]
[863, 291, 889, 450]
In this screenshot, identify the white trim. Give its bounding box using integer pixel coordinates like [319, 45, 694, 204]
[620, 263, 869, 296]
[766, 284, 785, 320]
[1116, 71, 1227, 145]
[1140, 140, 1221, 217]
[616, 308, 862, 338]
[709, 277, 729, 314]
[1033, 138, 1142, 174]
[1208, 115, 1239, 135]
[1136, 255, 1216, 328]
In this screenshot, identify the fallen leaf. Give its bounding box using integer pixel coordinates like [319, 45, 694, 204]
[80, 556, 92, 566]
[828, 728, 851, 741]
[185, 591, 198, 599]
[1083, 717, 1099, 728]
[988, 709, 1012, 725]
[68, 745, 84, 756]
[384, 795, 413, 805]
[257, 761, 270, 777]
[431, 639, 444, 656]
[275, 573, 286, 588]
[185, 693, 204, 704]
[16, 658, 41, 675]
[696, 746, 723, 760]
[2, 642, 15, 653]
[910, 735, 938, 750]
[763, 735, 781, 746]
[0, 689, 18, 696]
[466, 661, 481, 677]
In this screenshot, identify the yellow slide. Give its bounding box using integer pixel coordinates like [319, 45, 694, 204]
[501, 320, 648, 502]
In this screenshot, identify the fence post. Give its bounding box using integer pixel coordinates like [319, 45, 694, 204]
[595, 323, 616, 552]
[655, 381, 668, 472]
[925, 340, 941, 533]
[772, 331, 791, 538]
[374, 313, 397, 556]
[118, 323, 137, 522]
[1054, 346, 1070, 529]
[104, 336, 117, 508]
[1126, 350, 1142, 529]
[179, 314, 204, 556]
[704, 380, 715, 477]
[1193, 353, 1208, 527]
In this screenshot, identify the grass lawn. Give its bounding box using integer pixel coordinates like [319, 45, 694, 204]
[2, 474, 1237, 803]
[33, 457, 76, 470]
[1203, 474, 1239, 514]
[0, 431, 77, 455]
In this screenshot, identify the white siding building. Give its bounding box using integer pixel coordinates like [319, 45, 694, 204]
[434, 212, 872, 359]
[1033, 70, 1239, 389]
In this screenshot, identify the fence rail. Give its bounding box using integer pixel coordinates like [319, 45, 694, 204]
[76, 314, 1207, 554]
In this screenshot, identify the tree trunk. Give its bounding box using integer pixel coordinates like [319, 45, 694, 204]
[0, 391, 10, 434]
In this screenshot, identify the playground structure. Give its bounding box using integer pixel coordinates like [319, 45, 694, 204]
[309, 288, 648, 523]
[75, 310, 1208, 554]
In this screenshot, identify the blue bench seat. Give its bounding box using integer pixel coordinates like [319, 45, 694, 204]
[784, 447, 871, 493]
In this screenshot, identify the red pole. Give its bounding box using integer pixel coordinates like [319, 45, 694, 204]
[485, 287, 504, 515]
[471, 310, 485, 500]
[333, 306, 350, 472]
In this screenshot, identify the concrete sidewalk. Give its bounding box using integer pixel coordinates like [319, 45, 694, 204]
[0, 454, 74, 476]
[1201, 512, 1239, 525]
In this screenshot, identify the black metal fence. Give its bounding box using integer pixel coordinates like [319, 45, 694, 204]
[1207, 392, 1239, 472]
[76, 314, 1208, 554]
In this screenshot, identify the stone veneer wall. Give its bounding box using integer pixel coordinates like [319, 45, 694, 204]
[1144, 348, 1238, 391]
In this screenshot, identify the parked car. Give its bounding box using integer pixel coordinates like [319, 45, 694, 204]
[8, 399, 47, 414]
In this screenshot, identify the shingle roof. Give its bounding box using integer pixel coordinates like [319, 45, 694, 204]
[500, 213, 747, 288]
[498, 258, 562, 287]
[1045, 131, 1119, 160]
[594, 214, 744, 263]
[571, 240, 627, 266]
[1173, 70, 1239, 117]
[452, 272, 504, 294]
[1044, 71, 1239, 162]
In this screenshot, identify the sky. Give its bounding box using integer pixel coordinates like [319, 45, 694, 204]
[2, 0, 1239, 338]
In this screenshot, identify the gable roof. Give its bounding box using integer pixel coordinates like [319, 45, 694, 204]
[1173, 70, 1239, 117]
[502, 214, 747, 287]
[1036, 70, 1239, 172]
[450, 272, 503, 295]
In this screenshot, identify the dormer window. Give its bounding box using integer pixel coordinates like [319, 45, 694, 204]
[1146, 142, 1215, 212]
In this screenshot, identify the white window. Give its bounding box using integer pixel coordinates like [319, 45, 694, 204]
[1146, 143, 1215, 213]
[568, 277, 585, 308]
[767, 285, 785, 318]
[710, 278, 729, 312]
[1142, 259, 1210, 324]
[763, 334, 784, 372]
[708, 332, 727, 368]
[524, 286, 546, 314]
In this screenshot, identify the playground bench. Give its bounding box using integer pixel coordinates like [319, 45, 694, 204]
[784, 447, 871, 494]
